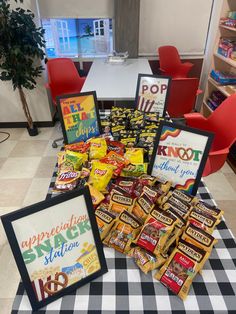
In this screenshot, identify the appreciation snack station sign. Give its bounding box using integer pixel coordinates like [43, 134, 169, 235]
[57, 91, 102, 144]
[1, 188, 107, 311]
[148, 121, 214, 195]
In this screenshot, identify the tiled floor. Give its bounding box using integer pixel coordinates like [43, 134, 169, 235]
[0, 125, 236, 313]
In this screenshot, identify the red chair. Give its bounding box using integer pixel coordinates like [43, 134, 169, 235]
[167, 78, 202, 118]
[184, 94, 236, 176]
[45, 58, 86, 147]
[158, 46, 193, 78]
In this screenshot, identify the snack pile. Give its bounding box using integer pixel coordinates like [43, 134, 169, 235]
[52, 107, 223, 301]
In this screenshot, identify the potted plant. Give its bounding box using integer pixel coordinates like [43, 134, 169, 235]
[0, 0, 45, 136]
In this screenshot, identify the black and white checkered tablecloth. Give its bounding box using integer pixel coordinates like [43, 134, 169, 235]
[11, 111, 236, 313]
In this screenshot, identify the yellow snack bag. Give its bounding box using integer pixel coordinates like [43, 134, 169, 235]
[171, 189, 198, 204]
[86, 183, 105, 207]
[109, 193, 136, 216]
[95, 208, 116, 240]
[61, 150, 87, 171]
[131, 193, 155, 222]
[103, 210, 142, 254]
[133, 208, 177, 255]
[195, 200, 224, 221]
[129, 246, 167, 274]
[124, 148, 144, 164]
[89, 161, 114, 192]
[89, 138, 107, 160]
[181, 223, 217, 253]
[154, 239, 209, 300]
[121, 163, 148, 177]
[57, 151, 65, 169]
[187, 208, 219, 234]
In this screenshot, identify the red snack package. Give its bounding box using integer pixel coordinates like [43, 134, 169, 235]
[115, 177, 136, 195]
[100, 156, 125, 177]
[64, 142, 90, 153]
[106, 139, 125, 155]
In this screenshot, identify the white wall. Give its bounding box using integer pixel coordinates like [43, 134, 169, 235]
[0, 0, 52, 123]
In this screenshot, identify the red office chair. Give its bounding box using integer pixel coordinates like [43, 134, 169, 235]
[184, 94, 236, 176]
[167, 78, 202, 118]
[158, 46, 193, 78]
[45, 58, 86, 147]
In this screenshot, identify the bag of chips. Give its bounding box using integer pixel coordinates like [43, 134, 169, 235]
[103, 210, 142, 254]
[134, 208, 177, 255]
[124, 148, 144, 164]
[181, 223, 217, 253]
[57, 151, 65, 169]
[62, 150, 88, 171]
[86, 183, 105, 207]
[89, 161, 115, 192]
[54, 170, 80, 191]
[154, 239, 209, 300]
[115, 177, 136, 195]
[121, 163, 148, 177]
[105, 151, 130, 166]
[106, 140, 125, 155]
[95, 208, 116, 240]
[129, 246, 167, 274]
[100, 154, 126, 177]
[64, 142, 90, 153]
[89, 138, 107, 160]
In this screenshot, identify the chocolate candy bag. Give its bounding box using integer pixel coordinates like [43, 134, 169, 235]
[95, 208, 116, 240]
[134, 208, 177, 255]
[103, 210, 142, 254]
[129, 246, 167, 274]
[154, 239, 209, 300]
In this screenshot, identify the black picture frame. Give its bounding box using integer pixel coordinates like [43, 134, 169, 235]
[134, 73, 172, 117]
[148, 120, 214, 195]
[56, 91, 102, 144]
[1, 187, 108, 311]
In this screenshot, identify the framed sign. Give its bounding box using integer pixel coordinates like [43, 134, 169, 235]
[1, 187, 107, 311]
[57, 91, 102, 144]
[148, 121, 214, 195]
[135, 74, 171, 116]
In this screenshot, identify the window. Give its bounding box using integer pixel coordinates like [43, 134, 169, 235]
[42, 18, 113, 58]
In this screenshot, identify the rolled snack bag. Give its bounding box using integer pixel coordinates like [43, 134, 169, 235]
[181, 223, 217, 253]
[88, 161, 115, 192]
[129, 246, 167, 274]
[187, 208, 219, 234]
[85, 183, 105, 207]
[131, 193, 155, 223]
[103, 210, 142, 254]
[133, 208, 177, 255]
[154, 239, 210, 300]
[88, 137, 107, 160]
[95, 208, 116, 240]
[109, 193, 136, 216]
[162, 208, 186, 254]
[194, 200, 224, 221]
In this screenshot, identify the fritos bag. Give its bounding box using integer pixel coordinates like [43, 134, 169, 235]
[129, 246, 167, 274]
[134, 208, 177, 255]
[103, 210, 142, 254]
[95, 208, 116, 240]
[181, 223, 217, 253]
[154, 239, 209, 300]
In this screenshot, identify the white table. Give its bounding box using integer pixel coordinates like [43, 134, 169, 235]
[81, 58, 152, 101]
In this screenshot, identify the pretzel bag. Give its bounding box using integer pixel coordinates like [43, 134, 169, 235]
[131, 193, 155, 222]
[109, 192, 136, 216]
[95, 208, 116, 240]
[155, 239, 209, 300]
[187, 208, 219, 234]
[103, 210, 142, 254]
[181, 223, 217, 253]
[129, 246, 167, 274]
[134, 208, 177, 255]
[195, 200, 224, 222]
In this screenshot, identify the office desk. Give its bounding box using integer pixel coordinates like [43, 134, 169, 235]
[81, 58, 152, 101]
[12, 111, 236, 313]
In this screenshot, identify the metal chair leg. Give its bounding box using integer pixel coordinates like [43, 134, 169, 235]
[52, 137, 64, 148]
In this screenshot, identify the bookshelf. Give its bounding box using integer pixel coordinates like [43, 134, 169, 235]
[202, 0, 236, 172]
